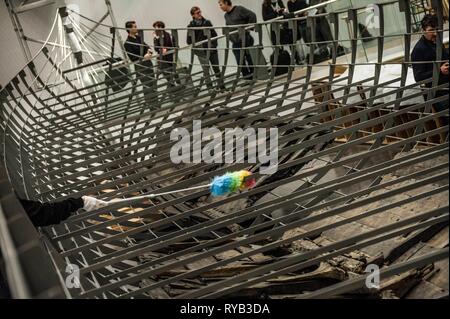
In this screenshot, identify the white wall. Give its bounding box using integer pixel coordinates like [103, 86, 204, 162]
[67, 0, 263, 29]
[0, 0, 63, 86]
[0, 0, 255, 86]
[66, 0, 232, 40]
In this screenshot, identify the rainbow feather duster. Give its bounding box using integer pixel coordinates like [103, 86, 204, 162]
[210, 170, 257, 197]
[104, 170, 258, 205]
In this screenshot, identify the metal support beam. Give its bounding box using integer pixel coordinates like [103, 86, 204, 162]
[4, 0, 33, 65]
[15, 0, 54, 13]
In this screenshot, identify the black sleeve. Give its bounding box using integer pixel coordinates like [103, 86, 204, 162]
[205, 20, 218, 47]
[411, 47, 434, 83]
[288, 1, 308, 14]
[300, 1, 309, 11]
[143, 40, 150, 53]
[160, 32, 174, 49]
[240, 6, 257, 24]
[154, 38, 161, 54]
[186, 29, 192, 45]
[20, 198, 84, 227]
[124, 41, 130, 53]
[278, 0, 286, 9]
[248, 9, 258, 24]
[262, 5, 278, 21]
[211, 27, 218, 40]
[124, 39, 146, 61]
[168, 33, 176, 48]
[186, 22, 193, 45]
[287, 2, 293, 12]
[204, 20, 217, 37]
[124, 41, 133, 59]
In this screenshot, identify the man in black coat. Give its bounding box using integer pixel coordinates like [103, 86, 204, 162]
[262, 0, 286, 22]
[124, 21, 158, 106]
[262, 0, 286, 45]
[287, 0, 309, 43]
[187, 7, 225, 91]
[411, 14, 449, 125]
[153, 21, 182, 90]
[309, 0, 334, 54]
[219, 0, 257, 80]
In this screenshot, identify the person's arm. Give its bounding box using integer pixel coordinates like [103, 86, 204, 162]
[186, 22, 193, 45]
[142, 40, 151, 54]
[262, 5, 277, 21]
[142, 40, 153, 60]
[153, 37, 162, 55]
[164, 33, 174, 51]
[248, 8, 258, 24]
[205, 20, 218, 47]
[204, 20, 217, 36]
[239, 6, 257, 24]
[170, 33, 177, 48]
[124, 41, 130, 54]
[278, 0, 286, 9]
[20, 196, 108, 227]
[291, 1, 309, 15]
[124, 41, 134, 60]
[163, 33, 175, 61]
[287, 1, 295, 13]
[20, 198, 83, 227]
[301, 1, 310, 13]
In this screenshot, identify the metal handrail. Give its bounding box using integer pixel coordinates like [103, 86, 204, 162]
[68, 0, 339, 32]
[66, 0, 339, 72]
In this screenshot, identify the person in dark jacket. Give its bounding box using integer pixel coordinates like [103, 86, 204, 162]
[263, 0, 304, 65]
[262, 0, 286, 22]
[124, 21, 158, 106]
[286, 0, 308, 16]
[262, 0, 286, 45]
[219, 0, 257, 80]
[287, 0, 309, 43]
[187, 7, 225, 91]
[411, 14, 449, 125]
[288, 0, 333, 61]
[153, 21, 181, 90]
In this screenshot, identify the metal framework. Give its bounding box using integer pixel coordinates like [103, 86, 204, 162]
[0, 0, 448, 299]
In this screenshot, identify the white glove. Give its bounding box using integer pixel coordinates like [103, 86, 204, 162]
[82, 196, 109, 212]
